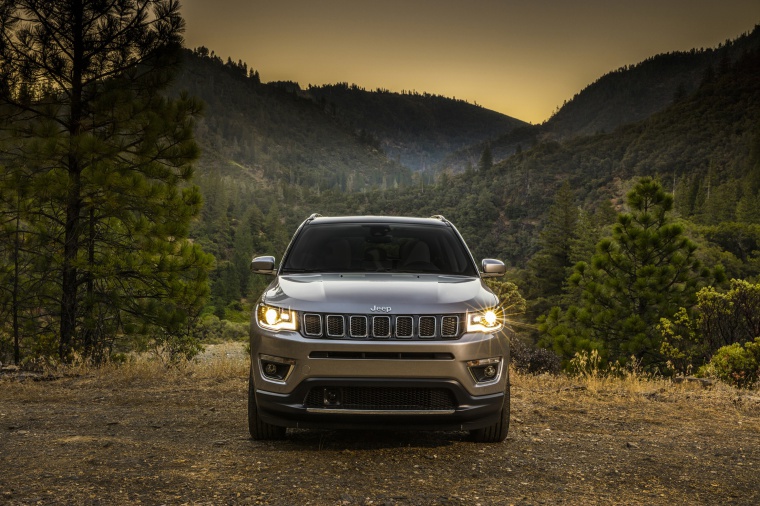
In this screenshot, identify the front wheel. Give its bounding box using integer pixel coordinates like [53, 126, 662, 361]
[469, 385, 510, 443]
[248, 368, 286, 440]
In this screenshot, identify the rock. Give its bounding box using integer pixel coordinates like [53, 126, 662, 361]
[672, 376, 714, 388]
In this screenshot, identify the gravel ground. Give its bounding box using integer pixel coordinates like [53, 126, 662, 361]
[1, 348, 759, 505]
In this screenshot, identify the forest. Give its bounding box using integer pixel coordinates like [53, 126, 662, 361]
[1, 3, 759, 387]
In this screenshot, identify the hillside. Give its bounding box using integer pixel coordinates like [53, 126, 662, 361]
[545, 24, 760, 139]
[174, 50, 412, 192]
[174, 49, 526, 192]
[307, 83, 527, 171]
[318, 34, 760, 270]
[437, 25, 760, 173]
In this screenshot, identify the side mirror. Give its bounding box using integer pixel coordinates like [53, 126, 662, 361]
[251, 255, 276, 275]
[481, 258, 506, 278]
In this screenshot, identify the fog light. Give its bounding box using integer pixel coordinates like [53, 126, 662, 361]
[467, 357, 502, 383]
[259, 354, 295, 382]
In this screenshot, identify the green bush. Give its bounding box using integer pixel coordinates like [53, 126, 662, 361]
[192, 314, 249, 343]
[699, 337, 760, 388]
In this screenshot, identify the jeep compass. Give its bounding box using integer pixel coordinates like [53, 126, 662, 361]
[249, 214, 510, 442]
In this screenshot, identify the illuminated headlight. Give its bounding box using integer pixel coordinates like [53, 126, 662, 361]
[466, 308, 503, 333]
[257, 304, 298, 331]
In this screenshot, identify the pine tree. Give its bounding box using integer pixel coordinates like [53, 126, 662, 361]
[0, 0, 212, 361]
[527, 182, 578, 309]
[478, 144, 493, 173]
[541, 177, 711, 367]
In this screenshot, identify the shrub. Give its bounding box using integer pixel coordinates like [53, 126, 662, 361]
[660, 280, 760, 375]
[511, 338, 561, 375]
[699, 337, 760, 388]
[191, 314, 249, 342]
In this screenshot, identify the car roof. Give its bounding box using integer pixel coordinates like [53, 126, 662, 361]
[307, 215, 450, 227]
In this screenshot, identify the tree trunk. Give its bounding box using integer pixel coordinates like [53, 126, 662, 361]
[59, 0, 85, 360]
[12, 198, 20, 365]
[59, 168, 82, 360]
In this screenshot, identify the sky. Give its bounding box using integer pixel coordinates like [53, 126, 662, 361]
[180, 0, 760, 124]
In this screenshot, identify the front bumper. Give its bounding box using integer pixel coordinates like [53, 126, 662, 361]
[250, 325, 510, 431]
[255, 377, 506, 431]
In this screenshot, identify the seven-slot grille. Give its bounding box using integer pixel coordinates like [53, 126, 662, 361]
[301, 313, 462, 339]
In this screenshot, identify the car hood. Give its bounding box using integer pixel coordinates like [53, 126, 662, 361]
[261, 273, 498, 314]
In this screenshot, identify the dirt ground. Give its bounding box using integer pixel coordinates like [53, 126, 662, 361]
[1, 345, 759, 505]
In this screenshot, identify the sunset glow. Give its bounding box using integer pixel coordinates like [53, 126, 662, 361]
[181, 0, 760, 123]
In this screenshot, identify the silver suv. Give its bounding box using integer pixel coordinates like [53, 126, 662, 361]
[248, 215, 510, 442]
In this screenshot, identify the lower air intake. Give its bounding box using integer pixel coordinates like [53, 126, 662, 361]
[304, 387, 457, 411]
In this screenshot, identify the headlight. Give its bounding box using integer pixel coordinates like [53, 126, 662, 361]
[466, 308, 503, 333]
[257, 303, 298, 331]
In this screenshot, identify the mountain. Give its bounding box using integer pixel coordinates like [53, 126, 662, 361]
[306, 84, 527, 171]
[173, 50, 412, 192]
[174, 49, 526, 192]
[544, 25, 760, 139]
[437, 25, 760, 173]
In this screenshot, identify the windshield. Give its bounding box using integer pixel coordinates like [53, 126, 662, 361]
[281, 222, 479, 276]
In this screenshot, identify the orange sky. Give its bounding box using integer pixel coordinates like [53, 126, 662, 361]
[180, 0, 760, 124]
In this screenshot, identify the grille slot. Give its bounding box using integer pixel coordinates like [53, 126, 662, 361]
[304, 387, 457, 411]
[441, 316, 459, 338]
[350, 316, 368, 337]
[395, 316, 413, 338]
[303, 314, 322, 336]
[326, 315, 344, 337]
[372, 316, 391, 338]
[418, 316, 436, 338]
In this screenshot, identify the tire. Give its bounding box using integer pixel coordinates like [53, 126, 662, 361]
[248, 368, 286, 440]
[469, 384, 510, 443]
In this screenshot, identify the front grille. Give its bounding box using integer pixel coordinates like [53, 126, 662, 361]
[304, 387, 457, 411]
[300, 313, 465, 340]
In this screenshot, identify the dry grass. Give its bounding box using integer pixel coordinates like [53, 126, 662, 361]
[2, 341, 759, 505]
[3, 342, 249, 402]
[7, 342, 757, 410]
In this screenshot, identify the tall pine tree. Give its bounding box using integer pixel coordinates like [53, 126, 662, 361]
[527, 181, 578, 315]
[540, 177, 713, 367]
[0, 0, 212, 361]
